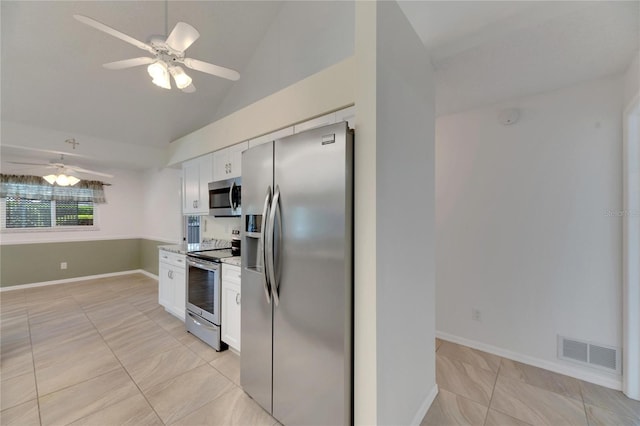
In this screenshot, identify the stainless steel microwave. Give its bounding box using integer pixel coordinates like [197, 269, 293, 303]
[209, 177, 241, 217]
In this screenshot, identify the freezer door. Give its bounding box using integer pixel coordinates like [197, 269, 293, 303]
[272, 122, 353, 425]
[240, 142, 274, 414]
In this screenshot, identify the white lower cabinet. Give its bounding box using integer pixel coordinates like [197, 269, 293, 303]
[221, 264, 241, 352]
[158, 250, 186, 320]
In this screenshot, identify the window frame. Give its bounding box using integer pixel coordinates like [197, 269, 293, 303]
[0, 198, 99, 233]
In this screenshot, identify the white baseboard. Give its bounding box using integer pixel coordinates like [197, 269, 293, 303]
[138, 270, 159, 280]
[0, 269, 157, 292]
[436, 331, 622, 391]
[410, 384, 438, 425]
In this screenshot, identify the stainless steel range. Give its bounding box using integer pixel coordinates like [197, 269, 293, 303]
[185, 249, 235, 351]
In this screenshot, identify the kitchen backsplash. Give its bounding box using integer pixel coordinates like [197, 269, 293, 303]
[202, 216, 241, 241]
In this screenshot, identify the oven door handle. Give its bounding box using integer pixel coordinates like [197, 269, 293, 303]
[261, 186, 272, 304]
[186, 258, 219, 272]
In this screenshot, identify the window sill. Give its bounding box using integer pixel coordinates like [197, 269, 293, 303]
[1, 226, 100, 234]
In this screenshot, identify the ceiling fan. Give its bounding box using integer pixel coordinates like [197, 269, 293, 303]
[8, 156, 114, 186]
[73, 14, 240, 93]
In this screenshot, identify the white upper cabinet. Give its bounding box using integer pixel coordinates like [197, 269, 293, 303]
[293, 112, 336, 133]
[183, 154, 213, 215]
[213, 141, 249, 181]
[335, 106, 355, 129]
[248, 126, 294, 148]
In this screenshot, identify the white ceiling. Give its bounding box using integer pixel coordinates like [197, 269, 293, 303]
[1, 1, 282, 148]
[399, 1, 639, 115]
[1, 1, 638, 174]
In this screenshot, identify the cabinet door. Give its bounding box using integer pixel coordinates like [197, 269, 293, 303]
[197, 154, 213, 214]
[212, 150, 228, 182]
[293, 112, 336, 133]
[158, 262, 172, 309]
[335, 106, 355, 129]
[222, 284, 241, 351]
[172, 268, 186, 320]
[227, 141, 248, 178]
[182, 159, 200, 214]
[249, 127, 294, 148]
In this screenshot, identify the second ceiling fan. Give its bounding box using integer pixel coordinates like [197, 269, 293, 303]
[74, 14, 240, 93]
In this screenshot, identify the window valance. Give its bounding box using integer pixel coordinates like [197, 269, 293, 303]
[0, 174, 108, 204]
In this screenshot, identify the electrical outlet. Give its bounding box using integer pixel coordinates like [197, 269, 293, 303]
[472, 308, 481, 322]
[60, 262, 68, 270]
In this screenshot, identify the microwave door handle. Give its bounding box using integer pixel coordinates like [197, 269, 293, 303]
[267, 186, 280, 306]
[261, 186, 272, 304]
[229, 181, 236, 210]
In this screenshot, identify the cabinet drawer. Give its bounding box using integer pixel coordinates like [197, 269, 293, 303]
[222, 264, 241, 282]
[159, 251, 186, 269]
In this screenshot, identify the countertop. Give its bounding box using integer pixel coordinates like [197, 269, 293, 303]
[221, 257, 241, 267]
[158, 241, 228, 255]
[159, 245, 241, 267]
[158, 244, 188, 254]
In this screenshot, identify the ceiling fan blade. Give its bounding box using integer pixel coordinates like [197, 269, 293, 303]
[182, 58, 240, 81]
[181, 83, 196, 93]
[6, 161, 51, 166]
[166, 22, 200, 52]
[73, 15, 155, 54]
[103, 57, 155, 70]
[66, 166, 114, 178]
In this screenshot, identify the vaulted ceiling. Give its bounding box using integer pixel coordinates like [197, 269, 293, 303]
[1, 1, 638, 174]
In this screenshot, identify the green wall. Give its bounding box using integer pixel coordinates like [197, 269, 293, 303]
[140, 239, 166, 276]
[0, 238, 167, 288]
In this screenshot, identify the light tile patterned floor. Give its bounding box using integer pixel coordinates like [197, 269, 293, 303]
[423, 338, 640, 426]
[2, 274, 639, 425]
[0, 273, 276, 426]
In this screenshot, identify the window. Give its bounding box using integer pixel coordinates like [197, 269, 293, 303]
[3, 198, 94, 229]
[0, 174, 106, 231]
[185, 215, 201, 243]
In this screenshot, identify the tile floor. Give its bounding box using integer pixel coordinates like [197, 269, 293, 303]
[1, 273, 639, 426]
[422, 338, 640, 426]
[0, 273, 276, 426]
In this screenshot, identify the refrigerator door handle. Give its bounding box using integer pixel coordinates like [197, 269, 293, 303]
[261, 186, 272, 304]
[267, 186, 281, 306]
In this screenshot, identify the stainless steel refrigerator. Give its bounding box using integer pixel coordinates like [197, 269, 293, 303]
[241, 122, 353, 426]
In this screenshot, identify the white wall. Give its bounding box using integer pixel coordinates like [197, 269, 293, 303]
[201, 216, 241, 241]
[436, 76, 624, 387]
[140, 167, 182, 243]
[624, 51, 639, 108]
[376, 2, 437, 424]
[212, 1, 354, 122]
[622, 53, 640, 399]
[1, 168, 145, 244]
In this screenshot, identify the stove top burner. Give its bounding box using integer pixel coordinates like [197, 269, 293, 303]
[187, 249, 235, 262]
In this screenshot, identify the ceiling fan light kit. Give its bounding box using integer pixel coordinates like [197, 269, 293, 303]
[148, 61, 171, 89]
[169, 65, 192, 89]
[43, 174, 81, 186]
[73, 14, 240, 93]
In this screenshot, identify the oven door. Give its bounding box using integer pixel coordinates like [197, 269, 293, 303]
[186, 257, 221, 325]
[209, 178, 241, 217]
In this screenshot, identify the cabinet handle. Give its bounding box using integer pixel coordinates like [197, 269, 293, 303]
[168, 270, 172, 279]
[236, 293, 241, 305]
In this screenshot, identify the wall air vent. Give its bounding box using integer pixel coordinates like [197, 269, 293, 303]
[558, 335, 621, 374]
